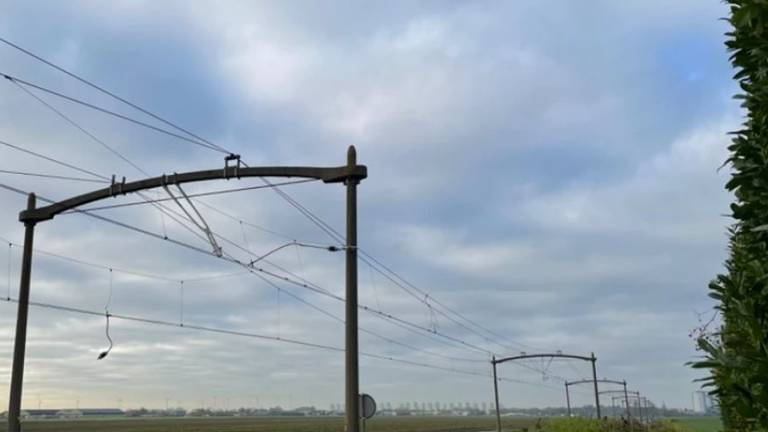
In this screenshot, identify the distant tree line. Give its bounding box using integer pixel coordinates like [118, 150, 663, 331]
[692, 1, 768, 430]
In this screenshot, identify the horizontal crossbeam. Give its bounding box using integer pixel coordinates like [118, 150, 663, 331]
[567, 378, 625, 387]
[20, 164, 367, 223]
[492, 352, 593, 365]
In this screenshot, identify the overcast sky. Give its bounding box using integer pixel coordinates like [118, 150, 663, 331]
[0, 0, 736, 411]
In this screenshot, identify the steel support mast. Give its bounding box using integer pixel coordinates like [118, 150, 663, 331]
[7, 194, 36, 432]
[492, 356, 501, 431]
[345, 147, 361, 432]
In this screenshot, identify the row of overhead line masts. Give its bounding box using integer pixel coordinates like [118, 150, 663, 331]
[566, 378, 629, 419]
[491, 352, 653, 431]
[5, 145, 653, 432]
[601, 391, 653, 424]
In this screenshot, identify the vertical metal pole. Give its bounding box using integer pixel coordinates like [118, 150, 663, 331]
[492, 357, 501, 432]
[590, 353, 601, 419]
[643, 397, 649, 424]
[345, 146, 360, 432]
[565, 383, 571, 417]
[8, 193, 37, 432]
[623, 380, 631, 430]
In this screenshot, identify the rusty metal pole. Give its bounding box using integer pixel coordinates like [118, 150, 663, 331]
[565, 382, 572, 417]
[590, 353, 601, 419]
[345, 146, 360, 432]
[492, 357, 501, 432]
[8, 193, 37, 432]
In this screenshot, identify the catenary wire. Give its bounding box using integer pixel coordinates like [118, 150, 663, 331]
[2, 38, 566, 372]
[0, 139, 108, 180]
[0, 38, 230, 153]
[242, 181, 551, 356]
[0, 169, 110, 184]
[0, 235, 246, 284]
[0, 295, 565, 392]
[2, 73, 224, 153]
[8, 80, 235, 253]
[9, 78, 151, 178]
[0, 182, 495, 357]
[0, 231, 483, 364]
[1, 38, 541, 356]
[63, 179, 319, 213]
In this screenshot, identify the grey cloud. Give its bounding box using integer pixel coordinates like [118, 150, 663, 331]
[0, 0, 737, 410]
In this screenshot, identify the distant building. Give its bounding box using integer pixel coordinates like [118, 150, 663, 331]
[20, 408, 123, 419]
[20, 409, 62, 419]
[692, 391, 712, 413]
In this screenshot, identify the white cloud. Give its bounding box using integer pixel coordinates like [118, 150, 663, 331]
[517, 117, 734, 242]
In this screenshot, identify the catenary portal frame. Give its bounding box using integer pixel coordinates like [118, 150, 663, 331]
[6, 147, 366, 432]
[491, 353, 600, 432]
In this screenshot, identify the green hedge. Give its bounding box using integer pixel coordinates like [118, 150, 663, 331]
[691, 1, 768, 431]
[537, 419, 687, 432]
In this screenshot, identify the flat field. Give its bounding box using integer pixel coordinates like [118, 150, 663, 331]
[0, 416, 536, 432]
[0, 416, 722, 432]
[671, 417, 723, 432]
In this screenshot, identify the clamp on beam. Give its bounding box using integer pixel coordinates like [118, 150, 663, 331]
[224, 154, 242, 179]
[109, 175, 127, 197]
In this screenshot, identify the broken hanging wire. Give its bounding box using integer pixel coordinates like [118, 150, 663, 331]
[97, 314, 113, 360]
[98, 269, 114, 360]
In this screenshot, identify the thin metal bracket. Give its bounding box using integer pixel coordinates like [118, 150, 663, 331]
[163, 182, 223, 257]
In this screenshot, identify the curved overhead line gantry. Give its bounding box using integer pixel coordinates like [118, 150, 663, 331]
[490, 352, 601, 432]
[7, 148, 367, 432]
[566, 378, 630, 420]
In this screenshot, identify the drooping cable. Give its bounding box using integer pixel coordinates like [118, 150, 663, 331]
[98, 268, 114, 360]
[0, 296, 563, 391]
[97, 314, 113, 361]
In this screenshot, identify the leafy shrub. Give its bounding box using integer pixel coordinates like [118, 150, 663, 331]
[536, 419, 687, 432]
[690, 1, 768, 431]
